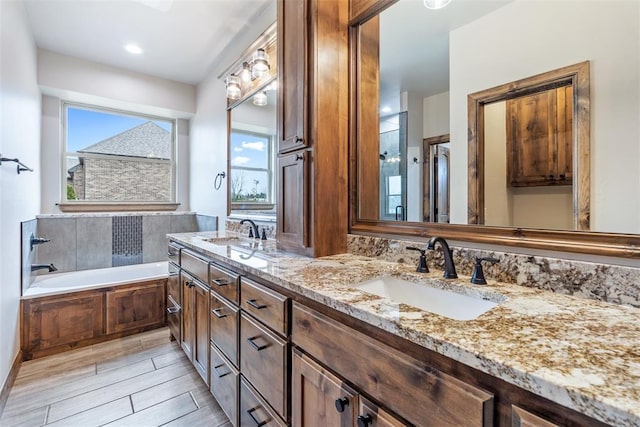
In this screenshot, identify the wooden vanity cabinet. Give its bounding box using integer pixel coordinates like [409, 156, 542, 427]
[167, 262, 181, 342]
[210, 343, 239, 426]
[180, 272, 196, 362]
[193, 279, 210, 385]
[240, 377, 287, 427]
[276, 150, 308, 250]
[292, 302, 494, 427]
[210, 290, 239, 368]
[511, 406, 561, 427]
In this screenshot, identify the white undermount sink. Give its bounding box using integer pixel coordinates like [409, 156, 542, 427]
[356, 276, 499, 321]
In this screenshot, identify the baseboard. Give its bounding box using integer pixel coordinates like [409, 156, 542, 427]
[0, 350, 23, 418]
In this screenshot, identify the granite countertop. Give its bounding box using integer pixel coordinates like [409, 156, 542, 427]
[168, 231, 640, 426]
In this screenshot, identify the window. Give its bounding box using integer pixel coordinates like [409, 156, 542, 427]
[63, 103, 175, 205]
[230, 129, 274, 208]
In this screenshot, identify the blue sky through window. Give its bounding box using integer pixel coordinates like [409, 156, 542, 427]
[230, 131, 269, 169]
[66, 107, 172, 152]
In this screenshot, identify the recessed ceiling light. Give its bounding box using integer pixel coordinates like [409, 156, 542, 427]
[124, 44, 144, 55]
[381, 106, 392, 113]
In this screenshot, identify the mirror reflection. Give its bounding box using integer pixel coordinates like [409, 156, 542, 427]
[229, 82, 277, 216]
[356, 0, 640, 235]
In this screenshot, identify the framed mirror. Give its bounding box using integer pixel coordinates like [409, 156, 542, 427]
[223, 23, 277, 219]
[350, 0, 640, 258]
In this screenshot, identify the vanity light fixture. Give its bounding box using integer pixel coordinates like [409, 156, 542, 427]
[225, 74, 242, 100]
[423, 0, 452, 10]
[239, 62, 252, 83]
[124, 43, 143, 55]
[253, 91, 268, 106]
[251, 48, 270, 80]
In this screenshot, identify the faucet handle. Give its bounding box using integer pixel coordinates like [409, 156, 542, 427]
[260, 228, 268, 240]
[247, 227, 254, 238]
[471, 257, 500, 285]
[406, 247, 429, 273]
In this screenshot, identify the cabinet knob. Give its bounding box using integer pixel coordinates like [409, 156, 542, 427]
[295, 153, 304, 161]
[295, 135, 304, 143]
[559, 174, 566, 179]
[549, 174, 555, 179]
[357, 414, 373, 427]
[334, 397, 349, 413]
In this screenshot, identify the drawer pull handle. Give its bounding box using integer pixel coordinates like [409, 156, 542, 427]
[246, 299, 267, 310]
[168, 272, 179, 277]
[166, 306, 180, 314]
[186, 280, 195, 288]
[212, 278, 230, 286]
[211, 308, 227, 318]
[357, 414, 373, 427]
[212, 363, 230, 378]
[247, 407, 268, 427]
[247, 336, 269, 351]
[334, 397, 349, 413]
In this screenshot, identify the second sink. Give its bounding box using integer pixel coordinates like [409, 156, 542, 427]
[356, 276, 499, 321]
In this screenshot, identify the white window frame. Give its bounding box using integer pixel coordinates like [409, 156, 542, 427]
[229, 128, 275, 210]
[61, 102, 177, 211]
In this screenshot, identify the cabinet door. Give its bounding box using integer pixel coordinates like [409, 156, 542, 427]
[193, 280, 210, 385]
[358, 396, 408, 427]
[506, 86, 573, 187]
[22, 293, 104, 358]
[278, 0, 307, 153]
[276, 150, 308, 248]
[105, 281, 165, 334]
[292, 351, 358, 427]
[181, 273, 196, 362]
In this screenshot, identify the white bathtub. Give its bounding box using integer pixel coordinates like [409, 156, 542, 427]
[24, 261, 168, 298]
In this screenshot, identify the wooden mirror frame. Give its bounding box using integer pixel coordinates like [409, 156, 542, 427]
[348, 0, 640, 259]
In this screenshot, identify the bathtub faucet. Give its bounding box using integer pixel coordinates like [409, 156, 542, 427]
[31, 263, 57, 273]
[30, 234, 50, 251]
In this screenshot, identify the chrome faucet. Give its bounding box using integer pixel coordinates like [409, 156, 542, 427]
[240, 219, 260, 239]
[31, 263, 57, 273]
[426, 236, 457, 279]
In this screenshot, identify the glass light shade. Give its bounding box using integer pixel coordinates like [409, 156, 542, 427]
[225, 75, 242, 100]
[251, 48, 270, 79]
[253, 91, 268, 106]
[239, 62, 252, 83]
[423, 0, 452, 9]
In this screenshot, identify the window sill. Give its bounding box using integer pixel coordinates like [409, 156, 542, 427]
[57, 203, 180, 213]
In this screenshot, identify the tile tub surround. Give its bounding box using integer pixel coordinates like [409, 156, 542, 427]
[347, 234, 640, 309]
[168, 231, 640, 427]
[20, 219, 37, 295]
[26, 213, 217, 284]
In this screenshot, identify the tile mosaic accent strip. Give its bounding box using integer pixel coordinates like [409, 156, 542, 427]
[112, 216, 142, 266]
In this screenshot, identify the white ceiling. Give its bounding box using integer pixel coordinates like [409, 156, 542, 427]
[379, 0, 513, 111]
[23, 0, 276, 85]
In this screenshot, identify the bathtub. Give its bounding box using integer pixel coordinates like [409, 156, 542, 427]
[24, 261, 168, 298]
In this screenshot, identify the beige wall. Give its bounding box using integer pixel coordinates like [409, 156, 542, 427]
[0, 0, 41, 395]
[449, 0, 640, 234]
[423, 91, 449, 139]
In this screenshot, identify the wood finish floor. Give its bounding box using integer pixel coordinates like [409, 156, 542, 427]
[1, 328, 230, 427]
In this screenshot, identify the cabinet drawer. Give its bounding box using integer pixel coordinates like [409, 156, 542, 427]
[168, 242, 181, 264]
[168, 262, 180, 306]
[359, 396, 408, 427]
[512, 406, 560, 427]
[240, 378, 286, 427]
[181, 249, 209, 285]
[241, 277, 288, 336]
[240, 313, 287, 419]
[210, 344, 239, 427]
[167, 294, 181, 342]
[292, 303, 494, 427]
[210, 263, 239, 304]
[210, 291, 239, 367]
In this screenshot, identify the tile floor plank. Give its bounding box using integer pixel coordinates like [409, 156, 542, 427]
[45, 396, 132, 427]
[104, 393, 197, 427]
[96, 341, 176, 373]
[130, 370, 203, 412]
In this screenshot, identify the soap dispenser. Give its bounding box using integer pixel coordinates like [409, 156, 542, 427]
[471, 257, 500, 285]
